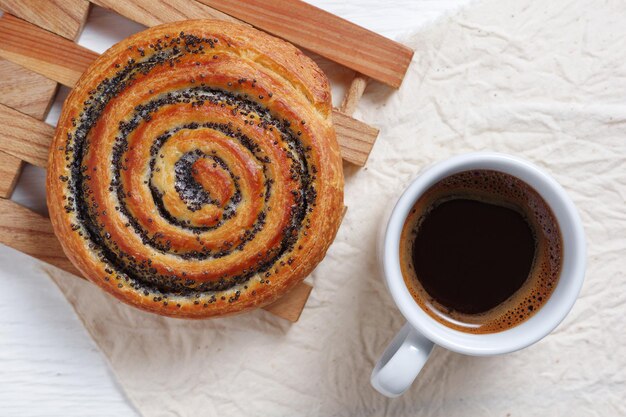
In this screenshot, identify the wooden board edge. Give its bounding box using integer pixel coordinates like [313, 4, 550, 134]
[0, 150, 23, 198]
[0, 0, 91, 40]
[263, 281, 313, 322]
[0, 102, 55, 168]
[333, 109, 380, 166]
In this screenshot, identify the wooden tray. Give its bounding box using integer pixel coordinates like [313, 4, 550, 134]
[0, 0, 413, 322]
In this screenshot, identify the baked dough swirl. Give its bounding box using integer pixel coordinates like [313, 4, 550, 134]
[47, 20, 344, 318]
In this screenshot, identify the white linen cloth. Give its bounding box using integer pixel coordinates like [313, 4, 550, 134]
[23, 0, 626, 414]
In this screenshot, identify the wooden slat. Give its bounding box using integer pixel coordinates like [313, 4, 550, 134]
[0, 14, 376, 165]
[90, 0, 240, 26]
[0, 197, 312, 322]
[195, 0, 413, 89]
[340, 74, 369, 116]
[0, 151, 23, 198]
[0, 57, 58, 120]
[0, 14, 98, 88]
[0, 0, 90, 40]
[333, 110, 379, 166]
[0, 104, 54, 168]
[264, 282, 312, 322]
[0, 55, 58, 201]
[91, 0, 409, 92]
[0, 198, 80, 274]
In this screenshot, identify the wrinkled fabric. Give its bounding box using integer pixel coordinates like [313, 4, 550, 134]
[47, 0, 625, 415]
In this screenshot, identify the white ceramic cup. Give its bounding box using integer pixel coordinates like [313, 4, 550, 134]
[370, 152, 586, 398]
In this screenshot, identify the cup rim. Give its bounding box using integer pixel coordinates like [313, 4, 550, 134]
[383, 152, 586, 356]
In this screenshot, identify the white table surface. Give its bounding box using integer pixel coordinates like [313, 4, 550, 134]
[0, 1, 471, 415]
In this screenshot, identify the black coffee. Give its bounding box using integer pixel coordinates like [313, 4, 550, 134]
[400, 170, 562, 334]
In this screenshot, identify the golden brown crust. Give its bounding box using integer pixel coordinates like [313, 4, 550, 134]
[47, 20, 343, 318]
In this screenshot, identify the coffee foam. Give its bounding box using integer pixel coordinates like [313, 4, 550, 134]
[400, 170, 562, 334]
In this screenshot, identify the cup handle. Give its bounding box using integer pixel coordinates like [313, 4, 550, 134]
[371, 322, 434, 397]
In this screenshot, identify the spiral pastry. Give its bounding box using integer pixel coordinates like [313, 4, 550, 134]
[47, 20, 344, 318]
